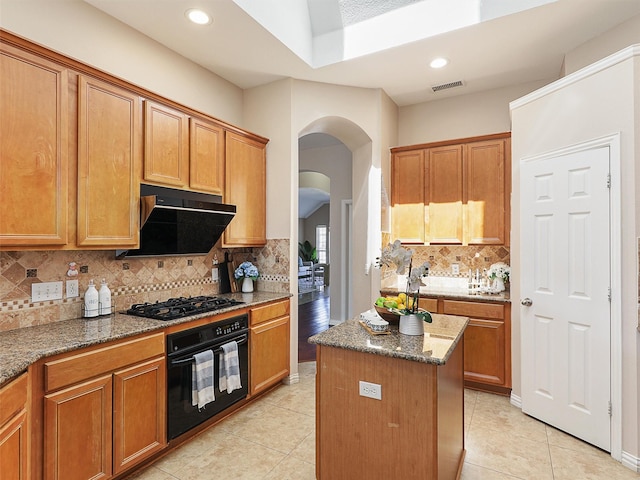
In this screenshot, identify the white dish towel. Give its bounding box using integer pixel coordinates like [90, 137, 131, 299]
[219, 341, 242, 394]
[192, 349, 215, 410]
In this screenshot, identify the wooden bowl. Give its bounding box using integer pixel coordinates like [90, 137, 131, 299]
[374, 305, 400, 324]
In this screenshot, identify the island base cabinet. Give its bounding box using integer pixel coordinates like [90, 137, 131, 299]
[316, 343, 465, 480]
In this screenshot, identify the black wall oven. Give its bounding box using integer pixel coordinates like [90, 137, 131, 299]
[166, 314, 249, 440]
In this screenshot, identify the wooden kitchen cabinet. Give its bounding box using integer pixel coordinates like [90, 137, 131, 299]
[0, 373, 29, 480]
[143, 100, 189, 188]
[42, 333, 165, 480]
[391, 149, 425, 244]
[390, 132, 511, 246]
[77, 75, 142, 247]
[441, 299, 511, 395]
[0, 43, 69, 247]
[224, 131, 268, 247]
[189, 117, 225, 195]
[427, 144, 464, 244]
[249, 300, 290, 395]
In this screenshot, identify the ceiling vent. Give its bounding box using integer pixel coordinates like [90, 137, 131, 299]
[431, 80, 464, 92]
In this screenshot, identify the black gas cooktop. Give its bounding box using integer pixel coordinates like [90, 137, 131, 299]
[126, 296, 244, 321]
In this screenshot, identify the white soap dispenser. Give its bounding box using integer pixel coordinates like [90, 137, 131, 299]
[98, 278, 111, 316]
[84, 279, 99, 318]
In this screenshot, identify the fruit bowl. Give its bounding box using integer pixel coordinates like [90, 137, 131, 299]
[374, 305, 401, 324]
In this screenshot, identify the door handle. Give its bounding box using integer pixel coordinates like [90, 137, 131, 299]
[521, 298, 533, 307]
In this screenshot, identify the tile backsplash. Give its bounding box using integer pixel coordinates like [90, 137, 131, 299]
[0, 239, 290, 332]
[379, 233, 510, 286]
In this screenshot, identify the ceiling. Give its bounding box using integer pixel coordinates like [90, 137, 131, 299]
[82, 0, 640, 218]
[84, 0, 640, 107]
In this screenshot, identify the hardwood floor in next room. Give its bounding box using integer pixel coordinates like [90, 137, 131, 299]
[297, 287, 330, 363]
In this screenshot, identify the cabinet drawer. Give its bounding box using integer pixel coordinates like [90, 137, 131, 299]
[0, 373, 27, 426]
[418, 297, 438, 312]
[442, 300, 504, 320]
[250, 300, 290, 326]
[45, 333, 164, 392]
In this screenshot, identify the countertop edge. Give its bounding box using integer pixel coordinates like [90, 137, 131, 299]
[0, 292, 291, 388]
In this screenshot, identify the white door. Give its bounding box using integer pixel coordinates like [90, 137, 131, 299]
[520, 145, 611, 451]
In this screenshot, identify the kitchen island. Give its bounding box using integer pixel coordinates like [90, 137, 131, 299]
[309, 313, 468, 480]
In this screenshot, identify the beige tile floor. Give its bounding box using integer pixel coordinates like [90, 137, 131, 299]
[128, 362, 638, 480]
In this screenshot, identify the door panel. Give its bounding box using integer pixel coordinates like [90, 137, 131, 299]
[521, 145, 611, 451]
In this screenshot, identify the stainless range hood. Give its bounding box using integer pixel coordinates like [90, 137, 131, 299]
[116, 184, 236, 258]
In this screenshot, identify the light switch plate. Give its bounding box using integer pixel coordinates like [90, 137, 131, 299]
[32, 281, 64, 302]
[66, 279, 79, 298]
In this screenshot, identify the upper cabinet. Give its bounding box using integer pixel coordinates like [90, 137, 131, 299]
[143, 100, 189, 188]
[189, 117, 225, 195]
[77, 75, 142, 247]
[391, 133, 511, 246]
[0, 43, 69, 247]
[224, 132, 267, 247]
[0, 33, 269, 251]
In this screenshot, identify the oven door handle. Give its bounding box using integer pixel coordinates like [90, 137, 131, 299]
[169, 333, 248, 367]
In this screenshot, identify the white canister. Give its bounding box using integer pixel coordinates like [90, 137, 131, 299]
[84, 279, 99, 318]
[98, 279, 112, 315]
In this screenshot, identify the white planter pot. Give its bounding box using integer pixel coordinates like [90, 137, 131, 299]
[242, 277, 254, 293]
[399, 314, 424, 336]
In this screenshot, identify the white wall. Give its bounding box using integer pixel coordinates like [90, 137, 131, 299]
[397, 80, 549, 146]
[563, 14, 640, 75]
[302, 204, 330, 253]
[510, 49, 639, 467]
[0, 0, 244, 126]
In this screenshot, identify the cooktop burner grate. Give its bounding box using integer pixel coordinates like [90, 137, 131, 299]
[126, 296, 244, 320]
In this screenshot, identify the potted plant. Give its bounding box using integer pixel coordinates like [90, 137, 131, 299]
[234, 261, 259, 293]
[298, 240, 318, 263]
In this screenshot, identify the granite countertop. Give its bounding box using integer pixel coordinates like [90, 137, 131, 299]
[309, 313, 469, 365]
[0, 291, 290, 388]
[380, 286, 510, 303]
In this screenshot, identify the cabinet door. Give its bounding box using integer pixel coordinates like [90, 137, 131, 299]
[0, 373, 29, 480]
[113, 357, 166, 475]
[391, 150, 425, 244]
[426, 145, 463, 244]
[463, 318, 507, 386]
[190, 117, 224, 195]
[250, 316, 290, 395]
[465, 138, 508, 245]
[224, 132, 267, 247]
[44, 375, 112, 480]
[77, 75, 141, 247]
[143, 100, 189, 187]
[0, 44, 69, 247]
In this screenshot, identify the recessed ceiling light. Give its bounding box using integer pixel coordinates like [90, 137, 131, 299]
[186, 8, 212, 25]
[430, 57, 448, 69]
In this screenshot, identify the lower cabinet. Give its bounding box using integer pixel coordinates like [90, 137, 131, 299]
[0, 373, 29, 480]
[42, 333, 166, 480]
[249, 300, 290, 396]
[441, 300, 511, 394]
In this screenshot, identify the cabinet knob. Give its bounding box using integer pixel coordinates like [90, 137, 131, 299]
[521, 298, 533, 307]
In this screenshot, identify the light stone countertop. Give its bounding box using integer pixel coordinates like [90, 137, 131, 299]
[380, 286, 510, 303]
[309, 313, 469, 365]
[0, 291, 290, 388]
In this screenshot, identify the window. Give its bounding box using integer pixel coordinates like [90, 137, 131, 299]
[316, 225, 328, 264]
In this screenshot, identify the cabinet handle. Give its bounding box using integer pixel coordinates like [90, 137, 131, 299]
[521, 298, 533, 307]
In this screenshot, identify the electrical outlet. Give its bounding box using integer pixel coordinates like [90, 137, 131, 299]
[66, 279, 79, 298]
[32, 281, 64, 302]
[451, 263, 460, 275]
[359, 381, 382, 400]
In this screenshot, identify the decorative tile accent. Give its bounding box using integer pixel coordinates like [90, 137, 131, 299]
[0, 238, 291, 332]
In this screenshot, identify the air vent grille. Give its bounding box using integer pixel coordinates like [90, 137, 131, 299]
[432, 80, 464, 92]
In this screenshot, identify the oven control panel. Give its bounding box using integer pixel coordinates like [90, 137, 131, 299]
[215, 320, 243, 336]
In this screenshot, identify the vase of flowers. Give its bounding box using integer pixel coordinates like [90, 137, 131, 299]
[376, 240, 432, 334]
[488, 262, 510, 292]
[234, 261, 259, 293]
